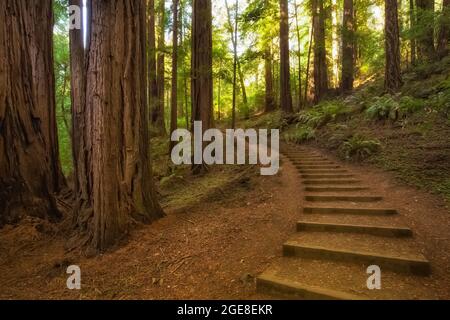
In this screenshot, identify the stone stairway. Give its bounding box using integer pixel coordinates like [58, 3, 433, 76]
[256, 146, 434, 300]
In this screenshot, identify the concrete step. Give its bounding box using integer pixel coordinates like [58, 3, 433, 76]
[256, 274, 363, 300]
[282, 242, 431, 275]
[301, 174, 355, 179]
[304, 186, 369, 192]
[305, 195, 383, 202]
[303, 179, 362, 185]
[303, 206, 397, 215]
[297, 221, 413, 237]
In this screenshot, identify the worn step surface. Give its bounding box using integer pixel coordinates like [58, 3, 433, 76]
[257, 258, 441, 299]
[299, 169, 348, 174]
[297, 221, 413, 237]
[302, 179, 362, 185]
[301, 174, 355, 179]
[304, 186, 369, 192]
[256, 274, 363, 300]
[305, 195, 383, 202]
[283, 239, 430, 276]
[304, 206, 397, 215]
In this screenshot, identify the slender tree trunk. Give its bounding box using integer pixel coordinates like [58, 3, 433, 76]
[294, 0, 303, 109]
[304, 19, 314, 104]
[71, 0, 164, 252]
[225, 0, 239, 128]
[60, 64, 70, 133]
[313, 0, 329, 103]
[437, 0, 450, 58]
[0, 0, 64, 226]
[279, 0, 293, 114]
[264, 47, 276, 112]
[341, 0, 355, 93]
[148, 0, 160, 132]
[385, 0, 403, 93]
[170, 0, 179, 151]
[218, 60, 222, 120]
[409, 0, 417, 65]
[154, 0, 166, 134]
[416, 0, 436, 61]
[191, 0, 213, 174]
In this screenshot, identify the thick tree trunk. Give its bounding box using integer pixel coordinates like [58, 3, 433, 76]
[191, 0, 213, 174]
[70, 0, 91, 227]
[152, 0, 166, 134]
[0, 0, 64, 226]
[313, 0, 329, 103]
[437, 0, 450, 58]
[416, 0, 436, 61]
[71, 0, 164, 252]
[279, 0, 293, 114]
[341, 0, 354, 93]
[148, 0, 159, 131]
[385, 0, 403, 93]
[170, 0, 179, 151]
[264, 47, 276, 112]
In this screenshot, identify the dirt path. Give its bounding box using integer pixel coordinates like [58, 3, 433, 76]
[257, 143, 450, 299]
[1, 145, 449, 299]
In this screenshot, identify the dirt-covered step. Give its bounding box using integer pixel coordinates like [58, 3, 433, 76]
[303, 179, 362, 185]
[256, 273, 363, 300]
[304, 186, 369, 192]
[295, 165, 342, 169]
[283, 234, 430, 275]
[257, 258, 441, 299]
[298, 169, 349, 174]
[301, 174, 355, 179]
[293, 161, 335, 165]
[297, 221, 413, 237]
[303, 206, 397, 215]
[304, 195, 383, 202]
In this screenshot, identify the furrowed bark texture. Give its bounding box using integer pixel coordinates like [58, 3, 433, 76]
[71, 0, 164, 251]
[385, 0, 403, 93]
[0, 0, 64, 226]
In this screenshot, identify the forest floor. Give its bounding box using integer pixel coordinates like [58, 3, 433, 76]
[1, 142, 450, 299]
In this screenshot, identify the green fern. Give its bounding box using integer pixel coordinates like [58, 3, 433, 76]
[339, 135, 381, 161]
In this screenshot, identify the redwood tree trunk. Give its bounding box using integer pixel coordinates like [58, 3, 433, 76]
[264, 47, 276, 112]
[385, 0, 403, 93]
[313, 0, 329, 103]
[170, 0, 179, 151]
[152, 0, 166, 134]
[409, 0, 417, 65]
[191, 0, 213, 174]
[416, 0, 436, 61]
[341, 0, 355, 93]
[148, 0, 159, 130]
[437, 0, 450, 59]
[279, 0, 293, 114]
[0, 0, 64, 226]
[71, 0, 164, 251]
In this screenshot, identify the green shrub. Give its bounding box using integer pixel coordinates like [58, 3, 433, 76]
[339, 135, 381, 161]
[366, 95, 424, 120]
[285, 126, 316, 144]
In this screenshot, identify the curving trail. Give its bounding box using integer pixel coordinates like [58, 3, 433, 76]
[256, 143, 450, 300]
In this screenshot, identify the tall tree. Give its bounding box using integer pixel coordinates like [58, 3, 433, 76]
[0, 0, 65, 225]
[191, 0, 213, 174]
[341, 0, 355, 93]
[312, 0, 329, 103]
[416, 0, 436, 61]
[170, 0, 179, 151]
[437, 0, 450, 59]
[226, 0, 239, 128]
[385, 0, 403, 93]
[151, 0, 166, 134]
[148, 0, 160, 131]
[294, 0, 303, 109]
[71, 0, 164, 251]
[409, 0, 417, 65]
[279, 0, 294, 113]
[264, 47, 276, 112]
